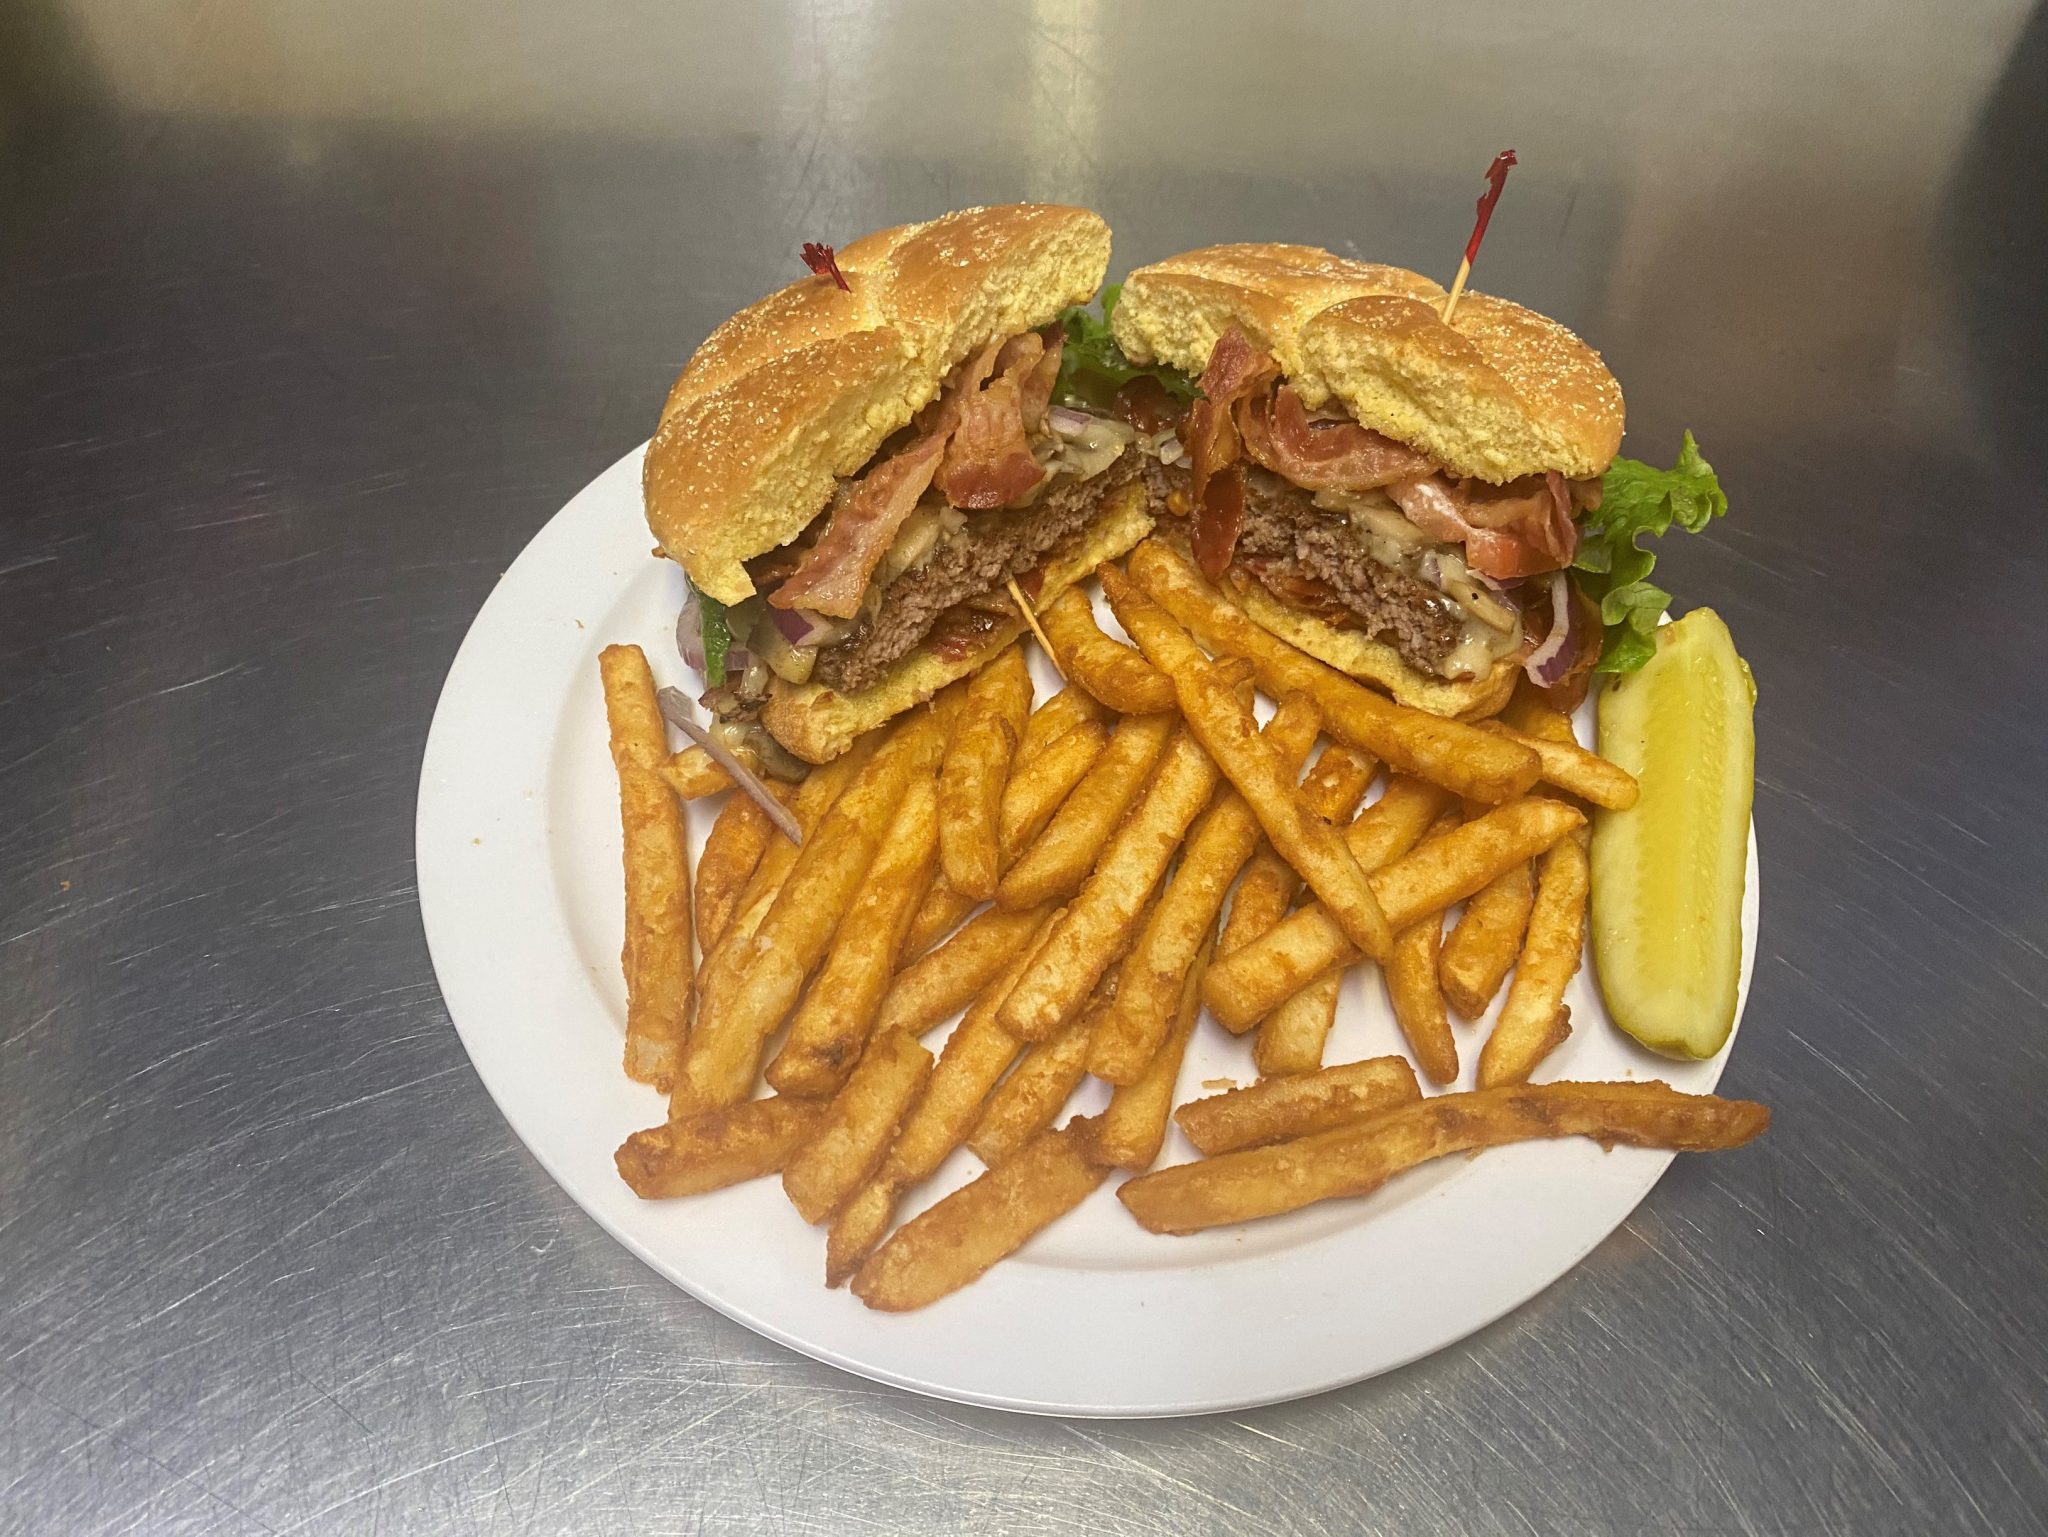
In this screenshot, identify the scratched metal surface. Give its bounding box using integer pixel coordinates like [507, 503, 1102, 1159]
[3, 1, 2045, 1531]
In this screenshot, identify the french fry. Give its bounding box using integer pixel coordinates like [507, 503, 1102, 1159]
[850, 1118, 1108, 1311]
[676, 708, 951, 1111]
[967, 996, 1099, 1166]
[599, 645, 693, 1089]
[1090, 695, 1320, 1083]
[1384, 811, 1462, 1086]
[614, 1096, 826, 1199]
[1480, 722, 1640, 811]
[1041, 584, 1176, 713]
[1104, 566, 1395, 961]
[1094, 932, 1213, 1170]
[1478, 832, 1591, 1087]
[780, 1030, 935, 1223]
[1016, 680, 1109, 760]
[997, 717, 1109, 855]
[659, 745, 732, 800]
[695, 790, 776, 952]
[1173, 1056, 1422, 1155]
[996, 711, 1175, 910]
[1499, 679, 1579, 744]
[875, 901, 1055, 1038]
[825, 912, 1059, 1286]
[1204, 797, 1585, 1032]
[1125, 540, 1541, 803]
[1217, 775, 1451, 1038]
[1120, 1080, 1772, 1235]
[1439, 860, 1536, 1018]
[1252, 972, 1341, 1078]
[1000, 728, 1220, 1041]
[977, 641, 1036, 744]
[766, 779, 941, 1096]
[938, 707, 1016, 901]
[1221, 744, 1378, 960]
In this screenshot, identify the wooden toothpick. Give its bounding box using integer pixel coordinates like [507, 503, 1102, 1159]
[1441, 150, 1518, 326]
[1006, 577, 1065, 679]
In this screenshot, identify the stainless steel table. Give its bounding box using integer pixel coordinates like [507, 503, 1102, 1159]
[5, 3, 2044, 1532]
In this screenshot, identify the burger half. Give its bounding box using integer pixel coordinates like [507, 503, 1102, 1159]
[1107, 244, 1630, 717]
[643, 204, 1161, 766]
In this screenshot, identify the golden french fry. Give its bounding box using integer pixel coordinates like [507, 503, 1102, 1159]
[1125, 540, 1541, 804]
[875, 901, 1055, 1038]
[1094, 932, 1213, 1170]
[1174, 1056, 1422, 1155]
[599, 645, 693, 1090]
[1479, 832, 1591, 1087]
[1041, 584, 1177, 714]
[978, 641, 1036, 743]
[997, 717, 1108, 857]
[851, 1118, 1108, 1311]
[1223, 743, 1378, 959]
[1120, 1080, 1771, 1235]
[1000, 728, 1220, 1041]
[996, 712, 1176, 910]
[1104, 566, 1394, 961]
[938, 708, 1016, 901]
[614, 1096, 826, 1199]
[1384, 811, 1462, 1086]
[676, 708, 951, 1111]
[1480, 722, 1640, 811]
[825, 911, 1059, 1287]
[780, 1030, 935, 1223]
[1218, 775, 1451, 1039]
[695, 789, 776, 952]
[1090, 696, 1319, 1083]
[659, 745, 732, 800]
[1301, 744, 1379, 822]
[766, 779, 941, 1096]
[1204, 796, 1585, 1032]
[967, 998, 1099, 1166]
[1499, 679, 1579, 744]
[1252, 970, 1341, 1077]
[1439, 860, 1536, 1018]
[1016, 680, 1110, 760]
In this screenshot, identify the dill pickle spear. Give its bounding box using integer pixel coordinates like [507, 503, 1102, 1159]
[1590, 609, 1755, 1058]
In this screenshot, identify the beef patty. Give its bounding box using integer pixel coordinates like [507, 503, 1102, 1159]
[1229, 471, 1463, 674]
[812, 452, 1144, 694]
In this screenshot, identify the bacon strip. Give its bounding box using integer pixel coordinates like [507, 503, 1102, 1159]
[1242, 386, 1437, 491]
[1385, 475, 1577, 580]
[769, 433, 949, 616]
[936, 372, 1045, 509]
[1186, 326, 1280, 577]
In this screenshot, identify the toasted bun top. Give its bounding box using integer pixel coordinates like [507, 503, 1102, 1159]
[646, 205, 1112, 603]
[1111, 243, 1623, 482]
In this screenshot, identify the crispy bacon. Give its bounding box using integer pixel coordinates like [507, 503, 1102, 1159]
[1187, 327, 1280, 577]
[768, 433, 949, 616]
[1242, 386, 1438, 491]
[994, 329, 1064, 435]
[936, 372, 1045, 509]
[1385, 474, 1576, 580]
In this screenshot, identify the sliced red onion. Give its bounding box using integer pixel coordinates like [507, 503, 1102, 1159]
[656, 687, 803, 845]
[1156, 434, 1184, 462]
[1523, 572, 1577, 687]
[1472, 570, 1524, 594]
[675, 593, 708, 672]
[771, 605, 840, 649]
[724, 647, 753, 681]
[1047, 405, 1096, 439]
[1418, 551, 1443, 588]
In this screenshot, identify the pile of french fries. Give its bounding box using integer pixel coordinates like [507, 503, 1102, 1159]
[600, 538, 1769, 1312]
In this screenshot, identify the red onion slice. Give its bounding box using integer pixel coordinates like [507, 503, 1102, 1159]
[675, 593, 708, 673]
[656, 687, 804, 845]
[1047, 405, 1096, 439]
[1522, 571, 1577, 687]
[771, 605, 841, 649]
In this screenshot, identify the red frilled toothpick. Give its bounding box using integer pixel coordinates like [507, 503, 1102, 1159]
[801, 242, 851, 291]
[1440, 150, 1517, 325]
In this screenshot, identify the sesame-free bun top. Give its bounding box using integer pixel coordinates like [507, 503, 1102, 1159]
[1110, 243, 1623, 483]
[644, 205, 1112, 604]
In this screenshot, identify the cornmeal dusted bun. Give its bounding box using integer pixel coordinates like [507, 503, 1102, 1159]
[1219, 569, 1519, 721]
[760, 482, 1154, 764]
[1112, 243, 1623, 483]
[645, 204, 1112, 605]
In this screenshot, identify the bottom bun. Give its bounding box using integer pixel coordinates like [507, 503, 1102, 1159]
[1221, 568, 1519, 721]
[762, 480, 1155, 763]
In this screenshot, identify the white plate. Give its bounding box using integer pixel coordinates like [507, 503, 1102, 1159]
[417, 443, 1757, 1418]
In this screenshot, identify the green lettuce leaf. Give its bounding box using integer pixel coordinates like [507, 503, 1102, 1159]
[1053, 283, 1200, 412]
[1572, 431, 1728, 673]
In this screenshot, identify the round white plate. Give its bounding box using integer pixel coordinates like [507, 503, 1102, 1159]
[417, 442, 1757, 1418]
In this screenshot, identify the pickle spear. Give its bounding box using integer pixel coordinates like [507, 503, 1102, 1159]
[1590, 609, 1755, 1058]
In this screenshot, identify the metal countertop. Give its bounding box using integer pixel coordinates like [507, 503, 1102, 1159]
[4, 2, 2045, 1532]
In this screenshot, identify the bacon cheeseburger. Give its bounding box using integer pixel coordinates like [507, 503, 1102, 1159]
[1110, 245, 1723, 717]
[644, 204, 1160, 766]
